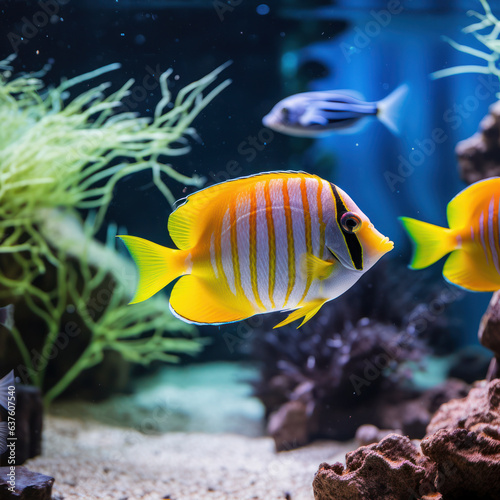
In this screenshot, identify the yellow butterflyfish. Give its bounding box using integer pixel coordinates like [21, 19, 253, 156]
[118, 171, 394, 328]
[400, 177, 500, 291]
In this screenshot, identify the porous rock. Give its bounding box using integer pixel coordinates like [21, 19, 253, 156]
[425, 380, 500, 497]
[421, 428, 500, 499]
[314, 379, 500, 499]
[426, 379, 500, 435]
[313, 434, 429, 500]
[456, 100, 500, 184]
[0, 466, 54, 500]
[479, 290, 500, 380]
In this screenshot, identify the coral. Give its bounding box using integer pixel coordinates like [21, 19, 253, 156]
[431, 0, 500, 98]
[313, 379, 500, 500]
[0, 57, 230, 404]
[252, 263, 464, 450]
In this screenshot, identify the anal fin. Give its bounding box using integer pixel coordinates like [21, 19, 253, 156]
[273, 298, 327, 329]
[443, 250, 500, 292]
[170, 275, 255, 325]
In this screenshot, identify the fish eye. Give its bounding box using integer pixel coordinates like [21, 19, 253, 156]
[281, 107, 290, 118]
[340, 212, 362, 233]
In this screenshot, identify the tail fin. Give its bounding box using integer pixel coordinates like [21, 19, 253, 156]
[377, 83, 409, 136]
[117, 235, 188, 304]
[399, 217, 456, 269]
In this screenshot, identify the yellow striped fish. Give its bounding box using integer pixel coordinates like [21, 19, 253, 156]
[400, 177, 500, 291]
[118, 171, 394, 328]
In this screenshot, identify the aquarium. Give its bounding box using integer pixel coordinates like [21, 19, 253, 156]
[1, 0, 500, 499]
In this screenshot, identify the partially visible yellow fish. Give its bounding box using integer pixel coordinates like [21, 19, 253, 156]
[400, 177, 500, 291]
[118, 171, 393, 328]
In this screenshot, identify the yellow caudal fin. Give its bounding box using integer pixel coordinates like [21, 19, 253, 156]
[443, 251, 500, 292]
[169, 275, 255, 325]
[117, 235, 188, 304]
[303, 254, 335, 281]
[273, 298, 327, 329]
[399, 217, 456, 269]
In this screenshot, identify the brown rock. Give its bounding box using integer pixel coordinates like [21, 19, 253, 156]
[479, 290, 500, 380]
[0, 466, 54, 499]
[456, 100, 500, 184]
[314, 379, 500, 500]
[268, 401, 309, 452]
[479, 291, 500, 356]
[313, 434, 429, 500]
[421, 428, 500, 498]
[426, 379, 500, 435]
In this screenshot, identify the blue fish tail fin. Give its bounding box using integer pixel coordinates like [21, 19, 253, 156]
[377, 83, 409, 136]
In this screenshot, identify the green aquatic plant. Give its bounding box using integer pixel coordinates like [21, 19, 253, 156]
[0, 57, 230, 404]
[431, 0, 500, 97]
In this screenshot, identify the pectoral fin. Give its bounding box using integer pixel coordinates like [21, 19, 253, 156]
[303, 254, 335, 281]
[273, 298, 328, 329]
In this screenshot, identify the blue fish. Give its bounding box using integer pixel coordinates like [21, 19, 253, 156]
[262, 84, 409, 137]
[0, 371, 14, 411]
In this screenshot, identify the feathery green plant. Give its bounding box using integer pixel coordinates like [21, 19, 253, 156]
[431, 0, 500, 97]
[0, 57, 230, 404]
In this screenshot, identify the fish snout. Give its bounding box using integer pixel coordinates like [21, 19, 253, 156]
[262, 114, 272, 128]
[378, 235, 394, 254]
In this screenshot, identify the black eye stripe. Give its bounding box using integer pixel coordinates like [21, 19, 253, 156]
[330, 184, 363, 270]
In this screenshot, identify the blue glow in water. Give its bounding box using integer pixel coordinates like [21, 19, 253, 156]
[256, 4, 270, 15]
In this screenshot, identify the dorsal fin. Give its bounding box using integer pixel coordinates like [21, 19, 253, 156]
[167, 170, 312, 250]
[447, 177, 500, 229]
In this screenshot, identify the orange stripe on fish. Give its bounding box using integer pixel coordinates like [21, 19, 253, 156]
[264, 180, 276, 308]
[488, 195, 500, 275]
[230, 197, 245, 299]
[317, 180, 326, 258]
[216, 211, 230, 291]
[250, 187, 265, 311]
[299, 176, 313, 305]
[283, 178, 295, 306]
